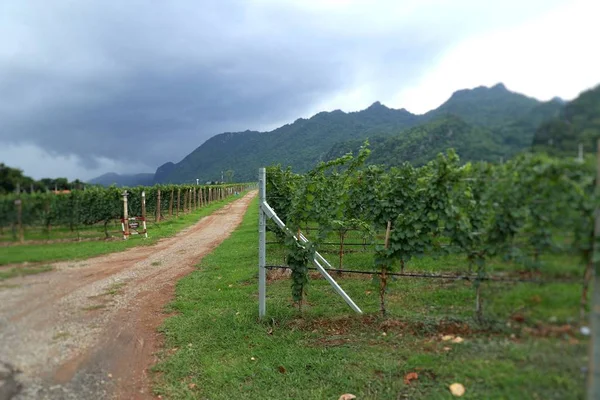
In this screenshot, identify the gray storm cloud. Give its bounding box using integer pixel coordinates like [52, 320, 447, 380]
[0, 0, 566, 177]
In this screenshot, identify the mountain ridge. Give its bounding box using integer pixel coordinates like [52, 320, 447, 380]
[152, 82, 555, 183]
[90, 82, 591, 185]
[88, 172, 155, 187]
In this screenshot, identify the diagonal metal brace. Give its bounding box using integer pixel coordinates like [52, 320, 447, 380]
[260, 201, 362, 314]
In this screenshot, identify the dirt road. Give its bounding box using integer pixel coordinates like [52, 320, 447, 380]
[0, 192, 256, 400]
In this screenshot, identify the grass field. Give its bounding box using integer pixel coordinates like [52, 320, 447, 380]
[154, 198, 588, 399]
[0, 193, 246, 265]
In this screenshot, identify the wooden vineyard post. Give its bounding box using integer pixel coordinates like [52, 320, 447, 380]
[208, 188, 212, 204]
[186, 189, 189, 212]
[141, 190, 148, 238]
[141, 191, 146, 221]
[339, 230, 345, 275]
[15, 198, 23, 243]
[588, 139, 600, 399]
[380, 221, 392, 317]
[156, 189, 161, 223]
[122, 190, 129, 240]
[45, 198, 51, 237]
[176, 189, 180, 217]
[189, 189, 193, 211]
[169, 190, 174, 217]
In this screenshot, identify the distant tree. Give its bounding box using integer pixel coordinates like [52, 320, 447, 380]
[0, 163, 34, 194]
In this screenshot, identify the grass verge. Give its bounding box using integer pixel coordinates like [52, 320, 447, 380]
[154, 198, 587, 399]
[0, 193, 248, 266]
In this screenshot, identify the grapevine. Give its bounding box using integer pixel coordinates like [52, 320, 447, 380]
[265, 147, 595, 321]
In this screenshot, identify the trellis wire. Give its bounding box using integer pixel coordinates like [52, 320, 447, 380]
[264, 265, 581, 284]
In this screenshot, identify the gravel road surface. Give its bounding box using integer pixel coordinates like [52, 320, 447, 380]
[0, 191, 256, 400]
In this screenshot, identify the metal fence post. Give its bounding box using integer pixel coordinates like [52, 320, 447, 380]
[588, 139, 600, 399]
[258, 168, 267, 318]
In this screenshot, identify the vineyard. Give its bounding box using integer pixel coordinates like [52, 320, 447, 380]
[0, 183, 251, 244]
[264, 145, 596, 322]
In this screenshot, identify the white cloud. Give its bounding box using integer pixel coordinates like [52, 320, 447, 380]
[1, 0, 596, 179]
[0, 143, 152, 180]
[391, 0, 600, 113]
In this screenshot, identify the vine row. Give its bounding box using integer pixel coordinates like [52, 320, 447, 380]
[266, 144, 596, 320]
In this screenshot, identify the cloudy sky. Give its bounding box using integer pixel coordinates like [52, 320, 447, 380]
[1, 0, 598, 180]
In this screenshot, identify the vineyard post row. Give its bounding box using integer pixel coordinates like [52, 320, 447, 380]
[0, 183, 254, 243]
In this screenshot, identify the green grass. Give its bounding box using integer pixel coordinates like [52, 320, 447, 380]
[0, 264, 53, 280]
[154, 198, 587, 399]
[0, 223, 124, 243]
[0, 194, 247, 266]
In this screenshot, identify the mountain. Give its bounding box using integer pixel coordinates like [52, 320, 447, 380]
[532, 84, 600, 156]
[325, 115, 505, 166]
[155, 104, 420, 183]
[88, 172, 155, 187]
[495, 99, 563, 152]
[423, 83, 541, 127]
[154, 83, 561, 183]
[326, 98, 565, 165]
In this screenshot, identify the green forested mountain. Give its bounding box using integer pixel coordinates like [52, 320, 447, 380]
[87, 172, 155, 187]
[324, 98, 564, 167]
[326, 115, 506, 166]
[155, 103, 420, 183]
[153, 83, 570, 183]
[532, 84, 600, 156]
[494, 99, 563, 151]
[423, 83, 541, 127]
